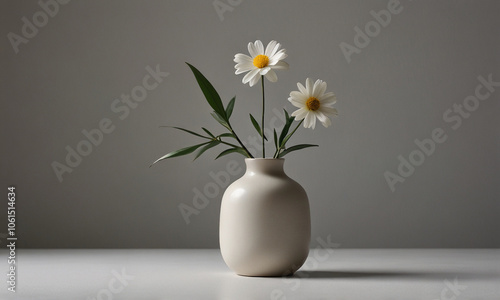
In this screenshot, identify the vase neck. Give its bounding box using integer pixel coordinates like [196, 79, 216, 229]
[244, 158, 285, 176]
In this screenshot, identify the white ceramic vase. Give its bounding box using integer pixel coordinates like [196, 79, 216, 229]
[219, 158, 311, 277]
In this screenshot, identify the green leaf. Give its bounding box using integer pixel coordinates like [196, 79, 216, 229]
[215, 147, 249, 159]
[226, 96, 236, 119]
[279, 109, 296, 147]
[160, 126, 209, 139]
[186, 63, 227, 120]
[249, 113, 261, 135]
[202, 127, 215, 138]
[281, 131, 295, 149]
[249, 114, 267, 141]
[278, 144, 318, 158]
[284, 109, 290, 122]
[193, 141, 220, 161]
[279, 120, 292, 146]
[151, 142, 210, 166]
[218, 133, 235, 139]
[273, 129, 278, 149]
[211, 111, 231, 130]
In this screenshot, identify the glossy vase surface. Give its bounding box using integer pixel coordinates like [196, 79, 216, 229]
[219, 158, 311, 277]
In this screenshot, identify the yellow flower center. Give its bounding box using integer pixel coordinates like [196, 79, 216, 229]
[253, 55, 269, 68]
[306, 97, 320, 111]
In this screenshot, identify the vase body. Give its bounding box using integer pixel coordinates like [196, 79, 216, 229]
[219, 158, 310, 277]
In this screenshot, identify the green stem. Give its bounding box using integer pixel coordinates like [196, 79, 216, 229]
[261, 76, 265, 158]
[274, 120, 304, 158]
[226, 121, 254, 158]
[218, 140, 239, 149]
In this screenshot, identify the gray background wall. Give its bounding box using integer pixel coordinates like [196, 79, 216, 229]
[1, 0, 499, 248]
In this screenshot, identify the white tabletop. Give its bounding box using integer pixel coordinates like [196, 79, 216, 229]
[1, 249, 499, 300]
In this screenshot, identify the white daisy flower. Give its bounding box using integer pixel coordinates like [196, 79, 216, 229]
[234, 40, 289, 87]
[288, 78, 338, 129]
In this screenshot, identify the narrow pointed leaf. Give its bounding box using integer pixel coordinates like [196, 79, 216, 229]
[249, 113, 261, 136]
[215, 147, 249, 159]
[226, 96, 236, 119]
[278, 110, 296, 147]
[280, 131, 295, 150]
[211, 111, 231, 130]
[193, 141, 220, 161]
[160, 126, 209, 139]
[151, 142, 210, 166]
[218, 133, 235, 139]
[284, 109, 290, 122]
[279, 119, 292, 146]
[284, 109, 295, 127]
[274, 128, 278, 149]
[273, 128, 280, 158]
[278, 144, 318, 158]
[273, 129, 278, 149]
[249, 114, 267, 141]
[202, 127, 215, 138]
[186, 63, 227, 119]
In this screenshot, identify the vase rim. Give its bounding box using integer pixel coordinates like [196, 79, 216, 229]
[245, 158, 284, 161]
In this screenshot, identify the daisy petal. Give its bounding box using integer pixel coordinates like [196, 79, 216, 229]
[271, 60, 289, 70]
[319, 92, 336, 103]
[270, 42, 281, 57]
[235, 68, 252, 75]
[320, 94, 337, 105]
[235, 62, 252, 68]
[242, 68, 260, 84]
[321, 92, 335, 98]
[321, 117, 332, 127]
[305, 78, 313, 94]
[297, 82, 307, 95]
[304, 112, 316, 129]
[259, 67, 271, 75]
[248, 42, 258, 57]
[313, 80, 327, 98]
[269, 43, 281, 58]
[319, 106, 338, 116]
[291, 107, 309, 120]
[289, 97, 305, 108]
[269, 50, 287, 64]
[315, 111, 332, 127]
[234, 53, 253, 63]
[264, 69, 278, 82]
[265, 40, 277, 57]
[249, 74, 261, 87]
[290, 91, 307, 102]
[255, 40, 264, 54]
[235, 62, 253, 71]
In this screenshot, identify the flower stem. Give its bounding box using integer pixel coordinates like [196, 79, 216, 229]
[261, 75, 265, 158]
[225, 122, 254, 158]
[287, 120, 304, 144]
[274, 119, 304, 158]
